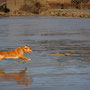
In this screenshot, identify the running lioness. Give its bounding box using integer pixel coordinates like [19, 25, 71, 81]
[0, 45, 32, 63]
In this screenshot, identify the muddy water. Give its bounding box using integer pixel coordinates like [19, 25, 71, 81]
[0, 17, 90, 90]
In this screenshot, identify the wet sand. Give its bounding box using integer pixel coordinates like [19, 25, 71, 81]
[0, 16, 90, 90]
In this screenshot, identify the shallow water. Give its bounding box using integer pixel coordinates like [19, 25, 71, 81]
[0, 16, 90, 90]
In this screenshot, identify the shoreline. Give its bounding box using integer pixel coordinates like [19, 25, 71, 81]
[0, 9, 90, 18]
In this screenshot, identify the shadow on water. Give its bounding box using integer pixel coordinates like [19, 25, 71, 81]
[0, 67, 32, 86]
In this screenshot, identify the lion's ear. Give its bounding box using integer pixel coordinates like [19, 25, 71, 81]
[25, 45, 28, 48]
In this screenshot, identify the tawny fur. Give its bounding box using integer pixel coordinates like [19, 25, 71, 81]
[0, 45, 32, 63]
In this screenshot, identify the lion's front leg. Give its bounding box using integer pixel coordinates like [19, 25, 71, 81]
[19, 56, 31, 63]
[28, 58, 31, 61]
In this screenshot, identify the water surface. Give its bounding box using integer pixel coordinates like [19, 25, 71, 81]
[0, 16, 90, 90]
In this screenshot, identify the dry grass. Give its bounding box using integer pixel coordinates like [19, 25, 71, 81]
[48, 2, 90, 9]
[20, 0, 50, 14]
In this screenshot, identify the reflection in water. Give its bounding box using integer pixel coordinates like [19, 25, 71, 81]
[51, 53, 74, 56]
[0, 67, 32, 86]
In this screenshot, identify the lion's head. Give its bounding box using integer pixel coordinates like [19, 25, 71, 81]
[23, 45, 32, 53]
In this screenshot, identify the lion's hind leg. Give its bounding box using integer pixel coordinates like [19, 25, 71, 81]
[0, 58, 3, 61]
[0, 55, 4, 61]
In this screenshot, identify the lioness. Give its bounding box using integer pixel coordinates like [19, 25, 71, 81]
[0, 45, 32, 63]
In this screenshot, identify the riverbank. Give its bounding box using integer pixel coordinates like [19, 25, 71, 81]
[40, 9, 90, 18]
[0, 9, 90, 18]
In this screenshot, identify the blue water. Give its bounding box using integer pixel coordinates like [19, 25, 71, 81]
[0, 16, 90, 90]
